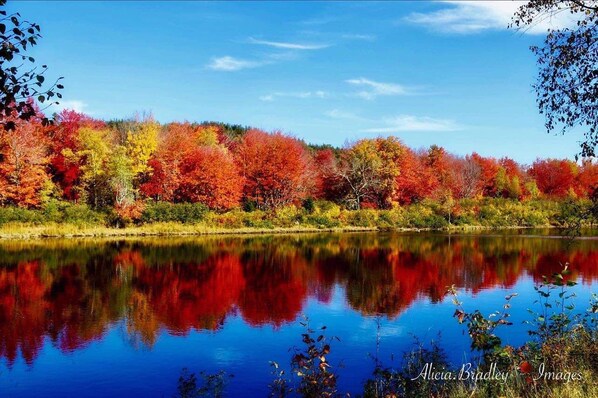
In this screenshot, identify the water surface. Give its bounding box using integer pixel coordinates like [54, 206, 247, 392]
[0, 231, 596, 397]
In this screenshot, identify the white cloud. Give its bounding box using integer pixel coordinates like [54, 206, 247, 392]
[259, 90, 328, 101]
[52, 100, 89, 113]
[259, 94, 275, 102]
[363, 115, 461, 133]
[341, 33, 376, 41]
[324, 109, 363, 120]
[248, 37, 330, 50]
[207, 56, 263, 71]
[404, 1, 578, 34]
[346, 77, 409, 100]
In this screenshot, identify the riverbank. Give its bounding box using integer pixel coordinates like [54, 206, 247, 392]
[0, 197, 592, 239]
[0, 222, 578, 240]
[0, 222, 381, 239]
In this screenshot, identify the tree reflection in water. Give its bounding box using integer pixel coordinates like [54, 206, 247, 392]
[0, 232, 596, 366]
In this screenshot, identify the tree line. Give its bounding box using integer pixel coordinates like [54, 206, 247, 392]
[0, 106, 597, 223]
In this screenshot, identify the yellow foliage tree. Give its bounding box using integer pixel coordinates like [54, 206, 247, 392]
[76, 127, 114, 207]
[126, 121, 159, 175]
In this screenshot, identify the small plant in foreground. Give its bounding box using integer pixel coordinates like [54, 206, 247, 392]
[291, 319, 340, 398]
[269, 317, 344, 398]
[174, 368, 232, 398]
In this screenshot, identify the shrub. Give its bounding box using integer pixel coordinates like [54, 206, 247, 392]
[343, 209, 378, 227]
[60, 203, 106, 225]
[376, 209, 404, 229]
[305, 214, 341, 229]
[141, 202, 208, 224]
[302, 197, 315, 214]
[206, 209, 245, 229]
[0, 206, 45, 225]
[403, 204, 448, 229]
[313, 200, 339, 216]
[274, 205, 301, 227]
[0, 201, 106, 226]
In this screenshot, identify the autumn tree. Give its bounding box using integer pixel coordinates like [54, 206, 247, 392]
[576, 158, 598, 196]
[312, 148, 344, 201]
[140, 122, 242, 211]
[425, 145, 453, 198]
[470, 153, 500, 197]
[528, 158, 578, 197]
[110, 146, 135, 209]
[140, 123, 196, 201]
[234, 129, 312, 209]
[176, 146, 243, 211]
[0, 112, 51, 207]
[334, 137, 404, 209]
[76, 127, 114, 208]
[125, 120, 159, 176]
[48, 110, 105, 200]
[453, 155, 481, 199]
[374, 137, 405, 207]
[394, 148, 437, 205]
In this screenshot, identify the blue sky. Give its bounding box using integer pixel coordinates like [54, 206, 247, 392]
[9, 1, 585, 163]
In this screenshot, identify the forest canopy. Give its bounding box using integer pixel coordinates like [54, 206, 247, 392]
[0, 107, 596, 227]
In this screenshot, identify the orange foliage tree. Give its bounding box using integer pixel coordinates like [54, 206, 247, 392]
[176, 146, 243, 210]
[394, 148, 437, 204]
[141, 123, 243, 210]
[0, 114, 51, 207]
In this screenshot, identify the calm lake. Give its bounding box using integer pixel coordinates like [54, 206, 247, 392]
[0, 231, 596, 397]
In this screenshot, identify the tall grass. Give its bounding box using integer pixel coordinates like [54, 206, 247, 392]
[0, 198, 592, 238]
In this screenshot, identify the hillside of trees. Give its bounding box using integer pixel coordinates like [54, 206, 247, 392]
[0, 106, 596, 231]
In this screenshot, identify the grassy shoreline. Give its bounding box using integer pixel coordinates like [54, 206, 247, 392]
[0, 197, 593, 239]
[0, 221, 566, 240]
[0, 222, 380, 239]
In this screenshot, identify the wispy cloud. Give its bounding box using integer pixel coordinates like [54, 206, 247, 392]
[403, 1, 578, 34]
[324, 109, 364, 121]
[248, 37, 330, 50]
[207, 56, 264, 71]
[341, 33, 376, 41]
[363, 115, 462, 133]
[346, 77, 409, 100]
[260, 91, 328, 102]
[52, 100, 89, 114]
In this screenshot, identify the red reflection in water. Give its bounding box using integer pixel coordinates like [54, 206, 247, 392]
[0, 234, 595, 366]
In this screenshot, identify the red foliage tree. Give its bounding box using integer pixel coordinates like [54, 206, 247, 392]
[395, 148, 437, 204]
[424, 145, 455, 198]
[528, 158, 578, 196]
[234, 129, 312, 209]
[49, 110, 105, 200]
[140, 123, 243, 209]
[470, 153, 500, 197]
[313, 148, 344, 201]
[576, 159, 598, 197]
[140, 123, 204, 201]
